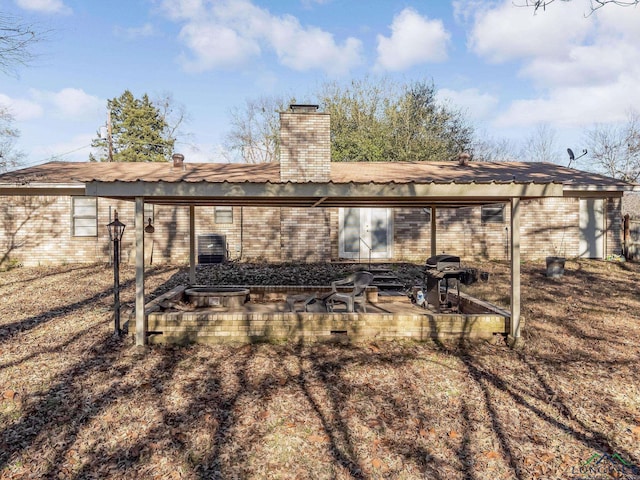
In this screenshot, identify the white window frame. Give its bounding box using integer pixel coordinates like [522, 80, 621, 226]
[72, 196, 98, 237]
[481, 204, 505, 223]
[215, 206, 233, 224]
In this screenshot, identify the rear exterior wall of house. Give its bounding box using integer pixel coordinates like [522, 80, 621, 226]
[0, 194, 623, 267]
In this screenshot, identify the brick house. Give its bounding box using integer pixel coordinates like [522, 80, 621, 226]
[0, 105, 636, 269]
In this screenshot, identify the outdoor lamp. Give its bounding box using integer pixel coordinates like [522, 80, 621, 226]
[107, 211, 126, 242]
[107, 210, 126, 336]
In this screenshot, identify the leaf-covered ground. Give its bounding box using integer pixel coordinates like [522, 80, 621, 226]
[0, 259, 639, 479]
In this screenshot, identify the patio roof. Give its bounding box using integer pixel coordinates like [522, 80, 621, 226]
[0, 160, 634, 207]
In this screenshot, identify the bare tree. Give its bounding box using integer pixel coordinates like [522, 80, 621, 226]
[0, 14, 40, 75]
[224, 95, 291, 163]
[0, 106, 23, 172]
[471, 131, 519, 162]
[584, 111, 640, 182]
[521, 123, 560, 163]
[153, 91, 191, 146]
[518, 0, 639, 14]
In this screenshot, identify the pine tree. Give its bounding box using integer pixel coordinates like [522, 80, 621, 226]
[92, 90, 175, 162]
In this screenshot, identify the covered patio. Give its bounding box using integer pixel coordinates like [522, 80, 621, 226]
[83, 163, 564, 347]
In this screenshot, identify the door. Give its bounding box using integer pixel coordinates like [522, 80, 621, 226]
[339, 208, 393, 259]
[579, 198, 605, 258]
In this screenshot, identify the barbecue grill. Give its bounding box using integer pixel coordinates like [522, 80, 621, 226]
[423, 254, 478, 312]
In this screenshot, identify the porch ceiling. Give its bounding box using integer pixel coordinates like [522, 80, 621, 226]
[85, 180, 563, 208]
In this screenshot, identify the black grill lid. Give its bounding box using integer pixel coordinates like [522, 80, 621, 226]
[426, 254, 460, 267]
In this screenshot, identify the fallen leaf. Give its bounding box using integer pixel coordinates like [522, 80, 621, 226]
[419, 429, 428, 438]
[367, 418, 382, 428]
[308, 434, 326, 443]
[632, 425, 640, 437]
[485, 451, 499, 459]
[540, 453, 554, 462]
[2, 390, 16, 401]
[371, 458, 383, 469]
[448, 430, 459, 439]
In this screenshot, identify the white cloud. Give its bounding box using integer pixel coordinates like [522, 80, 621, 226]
[266, 16, 362, 75]
[462, 0, 640, 131]
[494, 74, 640, 128]
[0, 93, 44, 121]
[375, 8, 450, 71]
[50, 88, 103, 119]
[520, 40, 639, 88]
[161, 0, 206, 20]
[15, 0, 72, 14]
[178, 22, 261, 71]
[113, 23, 156, 40]
[29, 88, 103, 120]
[162, 0, 363, 75]
[467, 0, 590, 63]
[436, 88, 499, 121]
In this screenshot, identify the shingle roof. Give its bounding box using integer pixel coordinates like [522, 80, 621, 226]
[0, 160, 633, 189]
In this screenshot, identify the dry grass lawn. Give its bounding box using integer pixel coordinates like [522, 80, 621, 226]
[0, 259, 639, 479]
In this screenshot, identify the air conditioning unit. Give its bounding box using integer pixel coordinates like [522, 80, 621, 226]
[198, 234, 227, 264]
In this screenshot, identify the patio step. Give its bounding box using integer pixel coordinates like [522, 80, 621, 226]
[371, 282, 406, 290]
[370, 270, 407, 296]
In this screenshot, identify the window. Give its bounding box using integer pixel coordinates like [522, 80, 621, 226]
[215, 206, 233, 224]
[72, 196, 98, 236]
[481, 204, 505, 223]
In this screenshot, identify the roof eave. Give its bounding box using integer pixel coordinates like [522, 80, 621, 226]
[85, 180, 564, 207]
[0, 183, 86, 196]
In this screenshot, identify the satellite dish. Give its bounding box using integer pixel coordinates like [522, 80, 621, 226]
[567, 148, 587, 167]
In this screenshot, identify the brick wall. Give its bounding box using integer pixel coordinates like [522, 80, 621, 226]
[392, 198, 583, 261]
[0, 194, 625, 267]
[281, 207, 331, 262]
[279, 108, 331, 183]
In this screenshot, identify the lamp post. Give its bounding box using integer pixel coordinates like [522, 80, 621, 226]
[107, 210, 126, 336]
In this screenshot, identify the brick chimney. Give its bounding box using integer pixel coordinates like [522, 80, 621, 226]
[279, 104, 330, 183]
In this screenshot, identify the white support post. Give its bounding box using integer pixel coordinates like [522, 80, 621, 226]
[430, 206, 437, 257]
[509, 197, 521, 344]
[189, 205, 196, 285]
[135, 196, 146, 346]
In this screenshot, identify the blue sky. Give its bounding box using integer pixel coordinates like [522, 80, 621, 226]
[2, 0, 640, 168]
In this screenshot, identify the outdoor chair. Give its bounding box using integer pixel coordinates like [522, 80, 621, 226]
[323, 271, 374, 313]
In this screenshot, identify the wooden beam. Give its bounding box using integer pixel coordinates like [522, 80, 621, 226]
[509, 196, 521, 345]
[312, 196, 328, 207]
[189, 205, 196, 285]
[135, 196, 146, 346]
[430, 206, 437, 257]
[87, 180, 564, 202]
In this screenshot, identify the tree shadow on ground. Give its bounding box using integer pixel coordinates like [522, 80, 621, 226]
[1, 260, 639, 479]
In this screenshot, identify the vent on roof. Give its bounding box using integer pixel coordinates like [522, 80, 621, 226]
[458, 152, 471, 166]
[172, 153, 185, 168]
[198, 234, 227, 264]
